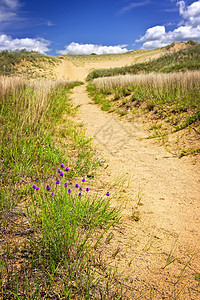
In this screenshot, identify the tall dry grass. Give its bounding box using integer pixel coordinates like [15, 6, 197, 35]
[0, 77, 73, 133]
[92, 71, 200, 112]
[0, 77, 85, 189]
[93, 71, 200, 94]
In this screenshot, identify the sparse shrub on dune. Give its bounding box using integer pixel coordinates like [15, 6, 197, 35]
[0, 50, 58, 78]
[87, 43, 200, 80]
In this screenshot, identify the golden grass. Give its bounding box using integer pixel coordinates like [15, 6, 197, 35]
[0, 77, 74, 133]
[92, 71, 200, 92]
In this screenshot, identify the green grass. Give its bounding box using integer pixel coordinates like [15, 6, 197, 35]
[87, 42, 200, 80]
[1, 180, 121, 298]
[0, 77, 123, 299]
[88, 72, 200, 126]
[14, 177, 119, 299]
[86, 83, 113, 112]
[0, 79, 82, 188]
[87, 71, 200, 156]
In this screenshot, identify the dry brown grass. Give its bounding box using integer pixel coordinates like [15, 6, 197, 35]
[0, 77, 74, 132]
[92, 71, 200, 93]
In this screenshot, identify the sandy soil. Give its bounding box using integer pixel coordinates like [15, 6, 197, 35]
[54, 49, 164, 82]
[54, 56, 200, 299]
[168, 42, 189, 52]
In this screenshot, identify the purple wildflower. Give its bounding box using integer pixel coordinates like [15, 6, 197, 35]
[106, 192, 110, 196]
[32, 184, 37, 189]
[60, 163, 65, 168]
[75, 183, 79, 188]
[82, 178, 86, 182]
[58, 169, 62, 173]
[68, 189, 72, 193]
[60, 172, 64, 177]
[46, 185, 51, 191]
[78, 193, 82, 197]
[36, 187, 40, 190]
[65, 167, 69, 172]
[86, 188, 90, 192]
[51, 192, 55, 196]
[79, 187, 83, 191]
[64, 183, 68, 187]
[56, 180, 60, 184]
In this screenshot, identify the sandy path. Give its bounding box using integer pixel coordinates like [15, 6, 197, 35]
[72, 84, 200, 247]
[70, 84, 200, 299]
[54, 51, 200, 297]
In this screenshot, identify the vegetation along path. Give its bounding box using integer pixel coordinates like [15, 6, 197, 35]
[70, 83, 200, 298]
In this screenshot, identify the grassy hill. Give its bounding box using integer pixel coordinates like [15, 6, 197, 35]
[87, 42, 200, 80]
[0, 49, 58, 78]
[86, 42, 200, 156]
[1, 42, 199, 81]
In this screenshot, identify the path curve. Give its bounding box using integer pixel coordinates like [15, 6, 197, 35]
[70, 84, 200, 298]
[72, 84, 200, 248]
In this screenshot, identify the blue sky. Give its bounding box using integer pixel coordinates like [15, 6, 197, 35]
[0, 0, 200, 55]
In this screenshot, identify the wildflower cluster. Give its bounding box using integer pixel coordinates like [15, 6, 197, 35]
[32, 163, 111, 198]
[32, 184, 40, 191]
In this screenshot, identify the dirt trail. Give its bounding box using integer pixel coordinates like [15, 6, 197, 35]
[55, 56, 200, 298]
[55, 60, 87, 81]
[72, 84, 200, 241]
[71, 84, 200, 299]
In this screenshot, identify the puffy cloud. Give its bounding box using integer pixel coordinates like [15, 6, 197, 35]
[136, 0, 200, 49]
[177, 0, 186, 15]
[137, 26, 166, 42]
[0, 34, 51, 53]
[178, 0, 200, 26]
[57, 42, 129, 55]
[138, 40, 170, 49]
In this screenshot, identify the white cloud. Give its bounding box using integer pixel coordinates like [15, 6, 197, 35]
[47, 20, 54, 27]
[165, 22, 177, 26]
[136, 0, 200, 49]
[178, 0, 200, 26]
[57, 42, 129, 55]
[119, 0, 150, 14]
[0, 0, 52, 29]
[0, 11, 16, 21]
[0, 0, 20, 22]
[1, 0, 19, 9]
[0, 34, 51, 53]
[137, 26, 166, 42]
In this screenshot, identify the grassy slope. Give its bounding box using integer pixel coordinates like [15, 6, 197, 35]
[87, 74, 200, 157]
[0, 78, 121, 299]
[87, 42, 200, 80]
[85, 42, 200, 156]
